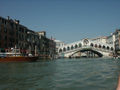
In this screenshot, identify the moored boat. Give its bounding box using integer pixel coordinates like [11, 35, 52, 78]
[0, 48, 39, 62]
[0, 56, 39, 62]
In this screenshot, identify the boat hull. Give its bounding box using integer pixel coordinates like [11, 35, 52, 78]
[0, 56, 39, 62]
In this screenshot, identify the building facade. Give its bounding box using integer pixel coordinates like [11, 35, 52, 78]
[37, 32, 56, 59]
[0, 16, 56, 58]
[0, 16, 18, 50]
[54, 40, 65, 54]
[91, 36, 107, 44]
[106, 33, 115, 50]
[113, 29, 120, 55]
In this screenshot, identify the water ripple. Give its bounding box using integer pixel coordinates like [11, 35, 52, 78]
[0, 58, 119, 90]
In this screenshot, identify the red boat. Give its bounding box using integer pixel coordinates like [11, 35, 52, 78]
[0, 48, 39, 62]
[0, 56, 39, 62]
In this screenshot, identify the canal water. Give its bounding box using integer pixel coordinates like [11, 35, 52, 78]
[0, 58, 120, 90]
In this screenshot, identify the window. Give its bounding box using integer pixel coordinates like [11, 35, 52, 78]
[107, 46, 109, 50]
[111, 47, 113, 51]
[63, 47, 66, 52]
[67, 47, 70, 50]
[79, 43, 82, 47]
[71, 45, 74, 50]
[10, 23, 14, 29]
[4, 20, 6, 25]
[2, 19, 4, 23]
[75, 44, 78, 48]
[99, 45, 101, 48]
[5, 36, 7, 41]
[95, 44, 97, 48]
[90, 43, 93, 47]
[4, 28, 7, 33]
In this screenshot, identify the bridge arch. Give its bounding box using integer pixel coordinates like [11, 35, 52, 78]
[90, 43, 94, 47]
[95, 44, 97, 48]
[107, 46, 110, 50]
[75, 44, 78, 48]
[99, 44, 101, 48]
[67, 46, 70, 51]
[63, 47, 66, 52]
[70, 48, 103, 57]
[71, 45, 74, 50]
[79, 43, 82, 47]
[111, 47, 113, 51]
[58, 39, 114, 58]
[59, 48, 62, 53]
[103, 45, 106, 49]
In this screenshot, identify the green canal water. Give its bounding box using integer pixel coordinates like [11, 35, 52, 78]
[0, 58, 120, 90]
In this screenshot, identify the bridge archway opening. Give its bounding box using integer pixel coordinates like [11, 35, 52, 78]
[111, 47, 113, 51]
[95, 44, 97, 48]
[70, 48, 103, 58]
[71, 45, 74, 50]
[59, 49, 62, 53]
[63, 47, 66, 52]
[99, 45, 101, 48]
[75, 44, 78, 48]
[90, 43, 94, 47]
[67, 46, 70, 51]
[107, 46, 109, 50]
[79, 43, 82, 47]
[103, 45, 106, 49]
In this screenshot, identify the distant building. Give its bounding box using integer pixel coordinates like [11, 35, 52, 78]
[49, 39, 56, 58]
[0, 16, 19, 49]
[106, 33, 115, 49]
[37, 31, 46, 37]
[54, 40, 65, 53]
[0, 16, 56, 58]
[37, 32, 56, 58]
[113, 29, 120, 55]
[91, 36, 107, 44]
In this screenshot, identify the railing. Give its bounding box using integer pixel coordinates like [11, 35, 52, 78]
[59, 45, 113, 54]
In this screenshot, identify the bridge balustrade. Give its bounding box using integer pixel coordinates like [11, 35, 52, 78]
[58, 44, 113, 54]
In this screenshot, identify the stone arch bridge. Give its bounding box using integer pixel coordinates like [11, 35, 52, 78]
[58, 39, 114, 58]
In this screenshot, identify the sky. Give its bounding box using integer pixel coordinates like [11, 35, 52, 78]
[0, 0, 120, 43]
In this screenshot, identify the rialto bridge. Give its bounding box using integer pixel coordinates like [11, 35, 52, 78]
[58, 39, 114, 58]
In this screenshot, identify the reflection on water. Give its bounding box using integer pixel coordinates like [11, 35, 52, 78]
[0, 58, 120, 90]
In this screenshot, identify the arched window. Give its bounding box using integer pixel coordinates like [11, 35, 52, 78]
[67, 46, 70, 50]
[95, 44, 97, 48]
[75, 44, 78, 48]
[79, 43, 82, 47]
[90, 43, 93, 47]
[71, 45, 74, 50]
[103, 45, 105, 49]
[59, 49, 62, 53]
[63, 47, 66, 52]
[99, 45, 101, 48]
[111, 47, 113, 51]
[107, 46, 109, 50]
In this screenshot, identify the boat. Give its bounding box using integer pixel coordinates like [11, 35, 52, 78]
[0, 56, 39, 62]
[0, 48, 39, 62]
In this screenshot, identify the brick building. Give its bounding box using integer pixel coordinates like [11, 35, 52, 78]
[0, 16, 18, 50]
[0, 16, 56, 58]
